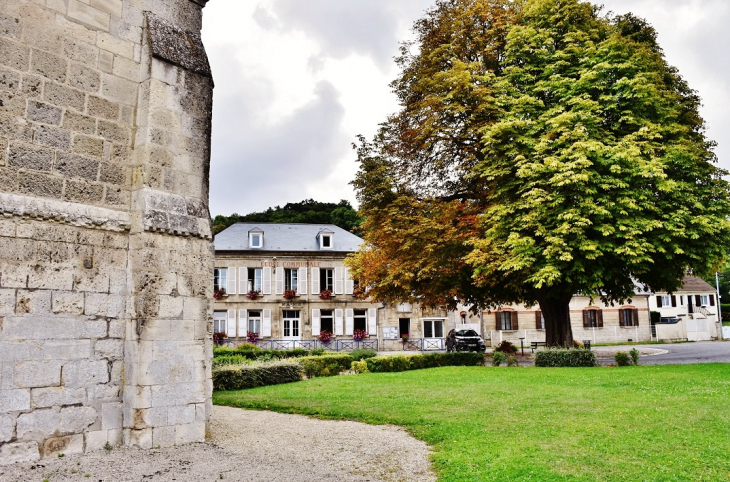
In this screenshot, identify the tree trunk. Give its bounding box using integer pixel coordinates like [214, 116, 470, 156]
[537, 291, 574, 347]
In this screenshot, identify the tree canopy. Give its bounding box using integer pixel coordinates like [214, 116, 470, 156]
[212, 199, 362, 236]
[348, 0, 730, 345]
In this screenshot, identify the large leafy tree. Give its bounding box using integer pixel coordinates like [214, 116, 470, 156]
[349, 0, 730, 345]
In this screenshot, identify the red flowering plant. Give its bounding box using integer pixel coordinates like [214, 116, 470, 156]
[247, 290, 261, 300]
[353, 329, 368, 341]
[213, 288, 226, 300]
[247, 331, 259, 343]
[213, 332, 227, 344]
[318, 331, 333, 343]
[319, 289, 333, 300]
[401, 333, 410, 343]
[283, 289, 297, 300]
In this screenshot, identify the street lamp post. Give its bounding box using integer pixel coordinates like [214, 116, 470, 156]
[717, 272, 724, 341]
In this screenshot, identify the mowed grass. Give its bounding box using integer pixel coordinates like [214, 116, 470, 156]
[214, 364, 730, 481]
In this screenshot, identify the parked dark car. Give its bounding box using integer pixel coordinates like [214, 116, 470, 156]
[454, 329, 486, 352]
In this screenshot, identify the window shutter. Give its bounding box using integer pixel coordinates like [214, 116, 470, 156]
[298, 267, 307, 295]
[535, 311, 542, 329]
[334, 267, 344, 295]
[695, 295, 701, 306]
[710, 294, 715, 306]
[335, 309, 344, 335]
[656, 295, 662, 308]
[239, 268, 247, 295]
[311, 309, 321, 336]
[227, 267, 237, 295]
[275, 268, 284, 295]
[311, 268, 320, 294]
[583, 310, 590, 328]
[345, 308, 354, 335]
[632, 309, 639, 326]
[511, 311, 518, 330]
[227, 309, 236, 337]
[262, 267, 272, 295]
[344, 268, 354, 295]
[368, 308, 377, 335]
[671, 295, 676, 307]
[495, 311, 502, 330]
[597, 310, 603, 327]
[618, 310, 625, 327]
[262, 309, 271, 337]
[238, 309, 247, 337]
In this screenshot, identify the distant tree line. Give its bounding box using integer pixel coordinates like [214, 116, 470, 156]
[212, 199, 362, 236]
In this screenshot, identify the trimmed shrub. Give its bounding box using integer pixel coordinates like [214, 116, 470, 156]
[351, 360, 369, 374]
[310, 348, 326, 356]
[350, 348, 378, 361]
[366, 355, 411, 372]
[506, 355, 519, 367]
[629, 348, 640, 366]
[213, 361, 301, 391]
[491, 351, 505, 367]
[534, 349, 598, 367]
[212, 355, 253, 368]
[299, 355, 354, 378]
[213, 346, 239, 358]
[495, 340, 517, 354]
[366, 352, 484, 373]
[615, 351, 631, 366]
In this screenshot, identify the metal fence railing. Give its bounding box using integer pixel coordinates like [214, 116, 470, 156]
[221, 339, 380, 352]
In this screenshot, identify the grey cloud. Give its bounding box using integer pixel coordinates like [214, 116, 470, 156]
[260, 0, 433, 70]
[208, 47, 349, 215]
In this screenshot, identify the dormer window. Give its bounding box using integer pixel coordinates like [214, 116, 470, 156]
[249, 230, 263, 249]
[318, 230, 334, 250]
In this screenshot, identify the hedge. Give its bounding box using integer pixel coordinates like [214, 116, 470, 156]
[213, 346, 311, 360]
[212, 355, 253, 368]
[366, 352, 484, 373]
[212, 361, 302, 391]
[534, 349, 598, 367]
[299, 355, 353, 378]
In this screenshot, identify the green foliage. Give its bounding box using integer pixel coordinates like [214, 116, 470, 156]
[366, 352, 484, 373]
[212, 355, 254, 368]
[350, 349, 378, 361]
[212, 199, 362, 235]
[615, 351, 632, 367]
[534, 349, 598, 367]
[506, 356, 519, 367]
[212, 361, 301, 391]
[213, 346, 311, 361]
[309, 348, 326, 356]
[349, 0, 730, 347]
[630, 348, 640, 365]
[299, 355, 354, 378]
[350, 360, 370, 374]
[491, 351, 506, 367]
[214, 364, 730, 480]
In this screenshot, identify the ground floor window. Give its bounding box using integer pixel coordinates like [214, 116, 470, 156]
[282, 310, 300, 338]
[583, 308, 603, 328]
[700, 295, 710, 307]
[354, 309, 367, 332]
[535, 311, 545, 330]
[399, 318, 410, 337]
[423, 319, 444, 338]
[248, 310, 261, 334]
[320, 309, 334, 333]
[619, 308, 638, 327]
[497, 311, 516, 331]
[213, 311, 227, 334]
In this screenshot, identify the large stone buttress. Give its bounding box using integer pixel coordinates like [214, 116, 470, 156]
[0, 0, 214, 463]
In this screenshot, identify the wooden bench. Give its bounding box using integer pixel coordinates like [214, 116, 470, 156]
[530, 341, 547, 352]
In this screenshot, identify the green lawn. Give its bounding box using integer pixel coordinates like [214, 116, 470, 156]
[214, 365, 730, 481]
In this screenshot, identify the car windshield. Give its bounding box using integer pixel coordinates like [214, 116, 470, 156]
[455, 330, 479, 337]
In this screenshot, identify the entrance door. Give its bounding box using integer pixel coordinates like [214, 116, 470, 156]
[422, 319, 444, 350]
[282, 310, 301, 343]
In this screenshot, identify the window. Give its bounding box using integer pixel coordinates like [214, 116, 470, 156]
[321, 234, 332, 248]
[213, 311, 227, 334]
[399, 318, 410, 337]
[660, 295, 671, 307]
[320, 309, 334, 333]
[535, 311, 545, 330]
[284, 268, 298, 292]
[396, 303, 412, 313]
[247, 268, 262, 293]
[214, 268, 227, 292]
[354, 309, 367, 332]
[619, 308, 638, 327]
[583, 308, 603, 328]
[249, 231, 263, 248]
[320, 268, 334, 292]
[248, 310, 261, 334]
[423, 319, 444, 338]
[282, 310, 300, 338]
[497, 311, 515, 331]
[679, 295, 685, 306]
[700, 295, 709, 307]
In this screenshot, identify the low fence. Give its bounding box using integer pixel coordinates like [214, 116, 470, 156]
[246, 339, 379, 352]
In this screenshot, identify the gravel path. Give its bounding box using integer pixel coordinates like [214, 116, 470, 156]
[0, 406, 435, 482]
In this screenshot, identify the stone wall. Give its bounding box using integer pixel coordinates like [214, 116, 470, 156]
[0, 0, 214, 464]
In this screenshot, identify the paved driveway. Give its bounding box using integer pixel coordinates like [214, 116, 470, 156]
[609, 340, 730, 365]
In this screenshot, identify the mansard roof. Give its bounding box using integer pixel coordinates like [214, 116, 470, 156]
[214, 223, 363, 253]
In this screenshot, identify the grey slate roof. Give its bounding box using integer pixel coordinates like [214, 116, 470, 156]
[214, 223, 363, 253]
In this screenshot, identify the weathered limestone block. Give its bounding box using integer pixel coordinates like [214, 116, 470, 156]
[31, 387, 87, 408]
[0, 442, 39, 465]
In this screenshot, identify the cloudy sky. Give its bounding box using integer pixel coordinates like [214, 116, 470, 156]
[201, 0, 730, 217]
